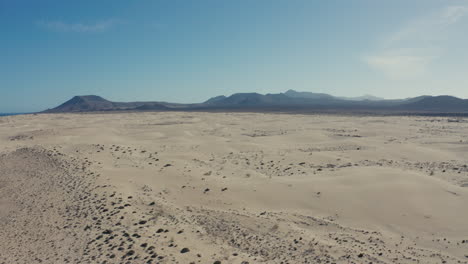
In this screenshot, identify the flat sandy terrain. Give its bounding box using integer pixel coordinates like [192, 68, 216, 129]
[1, 112, 468, 264]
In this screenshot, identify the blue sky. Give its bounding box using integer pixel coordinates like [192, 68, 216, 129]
[1, 0, 468, 112]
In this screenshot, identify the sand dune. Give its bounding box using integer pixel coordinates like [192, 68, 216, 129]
[1, 112, 468, 263]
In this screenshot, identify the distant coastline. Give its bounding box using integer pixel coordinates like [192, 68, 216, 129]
[0, 113, 26, 117]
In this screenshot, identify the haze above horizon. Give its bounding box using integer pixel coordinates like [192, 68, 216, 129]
[2, 0, 468, 112]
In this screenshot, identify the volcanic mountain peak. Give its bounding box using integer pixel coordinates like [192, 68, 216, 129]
[46, 95, 115, 113]
[72, 95, 109, 102]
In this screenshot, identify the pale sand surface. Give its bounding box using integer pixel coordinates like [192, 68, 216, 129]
[1, 112, 468, 263]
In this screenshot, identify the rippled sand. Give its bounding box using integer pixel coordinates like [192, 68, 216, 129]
[1, 112, 468, 263]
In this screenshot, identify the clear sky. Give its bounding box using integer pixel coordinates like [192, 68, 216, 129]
[1, 0, 468, 112]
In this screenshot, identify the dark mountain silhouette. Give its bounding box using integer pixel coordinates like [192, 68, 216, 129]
[44, 91, 468, 114]
[284, 89, 335, 100]
[47, 95, 116, 112]
[205, 93, 297, 106]
[402, 96, 468, 111]
[203, 91, 347, 107]
[203, 95, 227, 104]
[45, 95, 181, 113]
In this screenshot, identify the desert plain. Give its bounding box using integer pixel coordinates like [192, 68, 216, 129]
[1, 112, 468, 264]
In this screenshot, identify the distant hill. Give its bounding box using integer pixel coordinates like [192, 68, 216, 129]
[402, 96, 468, 111]
[203, 95, 227, 104]
[45, 95, 177, 113]
[283, 89, 335, 100]
[46, 95, 116, 112]
[284, 89, 384, 101]
[43, 91, 468, 114]
[204, 93, 300, 106]
[203, 91, 347, 107]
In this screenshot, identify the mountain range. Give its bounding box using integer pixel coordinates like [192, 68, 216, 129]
[43, 90, 468, 114]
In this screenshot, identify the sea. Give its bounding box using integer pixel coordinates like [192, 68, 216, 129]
[0, 113, 24, 117]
